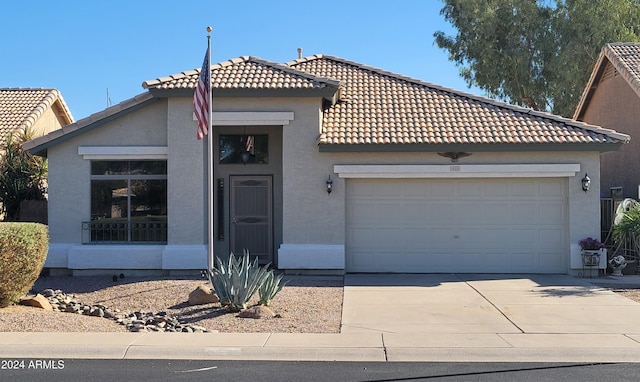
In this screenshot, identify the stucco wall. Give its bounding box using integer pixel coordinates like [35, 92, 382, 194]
[166, 97, 206, 244]
[31, 106, 65, 136]
[281, 146, 600, 254]
[580, 74, 640, 198]
[43, 91, 603, 274]
[47, 99, 168, 243]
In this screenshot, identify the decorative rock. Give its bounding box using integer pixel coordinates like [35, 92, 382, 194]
[188, 285, 219, 306]
[20, 294, 53, 311]
[37, 288, 210, 333]
[41, 289, 55, 297]
[237, 306, 276, 319]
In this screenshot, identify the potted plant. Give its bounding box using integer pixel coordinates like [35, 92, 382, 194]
[579, 237, 605, 267]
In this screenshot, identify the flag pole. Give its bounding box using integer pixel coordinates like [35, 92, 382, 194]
[206, 26, 214, 272]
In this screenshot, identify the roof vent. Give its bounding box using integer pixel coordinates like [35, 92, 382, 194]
[297, 47, 303, 59]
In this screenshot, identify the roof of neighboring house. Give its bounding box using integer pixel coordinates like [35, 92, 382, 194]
[0, 88, 74, 145]
[574, 43, 640, 120]
[287, 55, 628, 148]
[24, 54, 629, 155]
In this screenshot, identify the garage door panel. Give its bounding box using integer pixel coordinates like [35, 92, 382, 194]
[483, 204, 510, 222]
[346, 178, 567, 273]
[539, 181, 564, 196]
[431, 182, 455, 196]
[429, 203, 456, 224]
[458, 181, 484, 196]
[511, 181, 538, 196]
[349, 202, 378, 222]
[510, 204, 540, 221]
[402, 204, 428, 223]
[539, 228, 564, 248]
[485, 182, 509, 196]
[539, 204, 565, 221]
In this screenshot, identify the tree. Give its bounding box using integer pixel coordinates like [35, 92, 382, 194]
[434, 0, 640, 117]
[0, 128, 47, 221]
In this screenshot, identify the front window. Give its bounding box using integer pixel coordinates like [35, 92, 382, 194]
[219, 134, 268, 164]
[87, 160, 167, 243]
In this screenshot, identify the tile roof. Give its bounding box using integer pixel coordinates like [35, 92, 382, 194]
[287, 55, 628, 147]
[574, 43, 640, 120]
[25, 53, 628, 155]
[142, 56, 339, 91]
[0, 88, 74, 145]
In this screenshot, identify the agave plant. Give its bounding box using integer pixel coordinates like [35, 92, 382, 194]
[258, 270, 288, 306]
[205, 250, 270, 311]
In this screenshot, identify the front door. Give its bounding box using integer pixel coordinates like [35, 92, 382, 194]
[230, 176, 273, 265]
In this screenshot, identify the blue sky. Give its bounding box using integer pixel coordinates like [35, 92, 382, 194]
[2, 0, 481, 120]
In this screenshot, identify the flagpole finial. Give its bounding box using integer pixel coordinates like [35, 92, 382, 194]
[206, 26, 212, 33]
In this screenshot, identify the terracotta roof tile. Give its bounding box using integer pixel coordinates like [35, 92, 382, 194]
[142, 56, 339, 91]
[288, 55, 627, 146]
[575, 43, 640, 120]
[0, 88, 74, 145]
[603, 43, 640, 96]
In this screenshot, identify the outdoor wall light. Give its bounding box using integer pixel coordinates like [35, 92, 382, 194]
[326, 175, 333, 194]
[581, 173, 591, 192]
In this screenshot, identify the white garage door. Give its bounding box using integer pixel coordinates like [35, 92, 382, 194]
[346, 178, 567, 273]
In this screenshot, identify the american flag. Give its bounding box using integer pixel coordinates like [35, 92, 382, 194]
[193, 46, 211, 140]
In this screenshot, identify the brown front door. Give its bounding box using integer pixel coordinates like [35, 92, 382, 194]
[230, 176, 273, 265]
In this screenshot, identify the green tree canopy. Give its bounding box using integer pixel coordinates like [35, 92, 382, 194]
[434, 0, 640, 117]
[0, 128, 47, 221]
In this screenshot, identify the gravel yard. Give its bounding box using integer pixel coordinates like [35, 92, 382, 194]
[1, 275, 640, 334]
[0, 275, 343, 333]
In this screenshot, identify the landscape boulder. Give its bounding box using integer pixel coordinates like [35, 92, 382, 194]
[188, 285, 219, 306]
[237, 305, 276, 319]
[20, 294, 52, 311]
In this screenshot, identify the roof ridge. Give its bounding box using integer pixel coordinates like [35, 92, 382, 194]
[143, 56, 340, 89]
[247, 56, 340, 87]
[291, 54, 610, 136]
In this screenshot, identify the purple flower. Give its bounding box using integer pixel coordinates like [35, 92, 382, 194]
[579, 237, 605, 250]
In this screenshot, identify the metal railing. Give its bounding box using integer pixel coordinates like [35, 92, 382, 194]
[82, 220, 167, 244]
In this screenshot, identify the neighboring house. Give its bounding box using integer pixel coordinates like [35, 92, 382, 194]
[0, 88, 74, 146]
[574, 43, 640, 200]
[24, 55, 628, 275]
[0, 88, 74, 222]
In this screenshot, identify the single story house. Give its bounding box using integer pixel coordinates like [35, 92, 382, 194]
[1, 88, 74, 222]
[574, 42, 640, 200]
[0, 88, 73, 147]
[24, 54, 629, 275]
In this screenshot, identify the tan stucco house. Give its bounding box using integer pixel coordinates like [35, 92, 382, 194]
[24, 54, 628, 275]
[574, 43, 640, 199]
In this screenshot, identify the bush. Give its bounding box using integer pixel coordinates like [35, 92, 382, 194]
[0, 223, 48, 307]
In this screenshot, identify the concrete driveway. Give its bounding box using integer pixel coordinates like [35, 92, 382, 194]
[342, 274, 640, 335]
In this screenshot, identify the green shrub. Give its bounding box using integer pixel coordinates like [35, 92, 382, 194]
[0, 223, 48, 307]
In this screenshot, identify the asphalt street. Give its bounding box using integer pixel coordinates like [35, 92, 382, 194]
[2, 360, 640, 382]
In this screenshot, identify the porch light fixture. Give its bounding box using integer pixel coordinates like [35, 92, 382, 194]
[581, 173, 591, 192]
[326, 175, 333, 194]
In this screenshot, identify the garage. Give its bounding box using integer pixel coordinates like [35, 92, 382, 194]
[346, 177, 567, 273]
